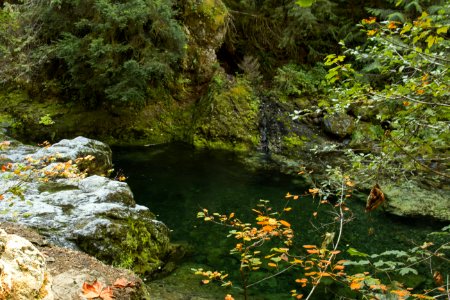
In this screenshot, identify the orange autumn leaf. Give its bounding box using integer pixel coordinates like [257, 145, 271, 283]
[387, 21, 398, 29]
[279, 220, 291, 227]
[303, 245, 317, 249]
[308, 188, 319, 194]
[224, 295, 235, 300]
[296, 295, 303, 299]
[313, 212, 318, 217]
[201, 279, 210, 285]
[417, 89, 425, 95]
[345, 181, 355, 187]
[0, 194, 3, 201]
[362, 16, 376, 24]
[333, 265, 345, 271]
[293, 195, 299, 200]
[229, 212, 235, 219]
[113, 277, 135, 288]
[263, 225, 274, 232]
[82, 280, 114, 300]
[268, 262, 277, 267]
[391, 289, 410, 298]
[306, 249, 320, 254]
[99, 287, 114, 300]
[350, 281, 362, 290]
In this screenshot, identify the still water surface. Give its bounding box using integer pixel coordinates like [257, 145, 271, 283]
[112, 144, 443, 299]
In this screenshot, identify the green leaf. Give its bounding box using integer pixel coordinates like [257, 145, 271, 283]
[295, 0, 315, 7]
[347, 247, 369, 257]
[344, 260, 370, 266]
[399, 267, 418, 276]
[379, 250, 408, 258]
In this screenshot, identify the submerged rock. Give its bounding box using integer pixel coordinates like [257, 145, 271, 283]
[0, 136, 171, 275]
[0, 229, 53, 300]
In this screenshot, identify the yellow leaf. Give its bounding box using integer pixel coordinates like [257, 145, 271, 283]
[284, 207, 292, 212]
[268, 262, 277, 267]
[309, 188, 319, 194]
[285, 192, 292, 198]
[293, 195, 299, 200]
[313, 212, 318, 217]
[437, 26, 448, 35]
[229, 212, 235, 219]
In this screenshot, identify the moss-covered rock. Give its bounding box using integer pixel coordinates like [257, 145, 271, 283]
[323, 113, 355, 139]
[0, 136, 174, 276]
[382, 182, 450, 221]
[192, 72, 260, 151]
[77, 211, 171, 276]
[179, 0, 229, 83]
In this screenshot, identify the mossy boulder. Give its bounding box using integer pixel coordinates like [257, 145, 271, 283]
[192, 73, 260, 151]
[179, 0, 229, 83]
[0, 136, 174, 276]
[323, 113, 355, 139]
[382, 182, 450, 221]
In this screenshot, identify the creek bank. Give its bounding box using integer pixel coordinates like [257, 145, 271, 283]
[0, 133, 177, 276]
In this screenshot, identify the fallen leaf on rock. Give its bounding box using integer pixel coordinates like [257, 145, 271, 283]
[82, 280, 114, 299]
[113, 277, 135, 288]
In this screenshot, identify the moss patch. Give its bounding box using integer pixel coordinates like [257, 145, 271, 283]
[192, 72, 260, 151]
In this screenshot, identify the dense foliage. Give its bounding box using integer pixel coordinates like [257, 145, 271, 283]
[0, 0, 186, 106]
[219, 0, 408, 74]
[323, 1, 449, 186]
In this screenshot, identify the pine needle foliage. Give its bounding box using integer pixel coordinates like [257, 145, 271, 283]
[1, 0, 186, 107]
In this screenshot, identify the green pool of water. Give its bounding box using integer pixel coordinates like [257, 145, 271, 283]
[112, 144, 445, 299]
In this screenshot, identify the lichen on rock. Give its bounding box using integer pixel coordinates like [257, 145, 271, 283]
[0, 229, 53, 300]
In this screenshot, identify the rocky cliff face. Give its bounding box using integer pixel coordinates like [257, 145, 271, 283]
[0, 134, 173, 275]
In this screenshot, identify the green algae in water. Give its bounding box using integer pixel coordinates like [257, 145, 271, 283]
[112, 144, 445, 299]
